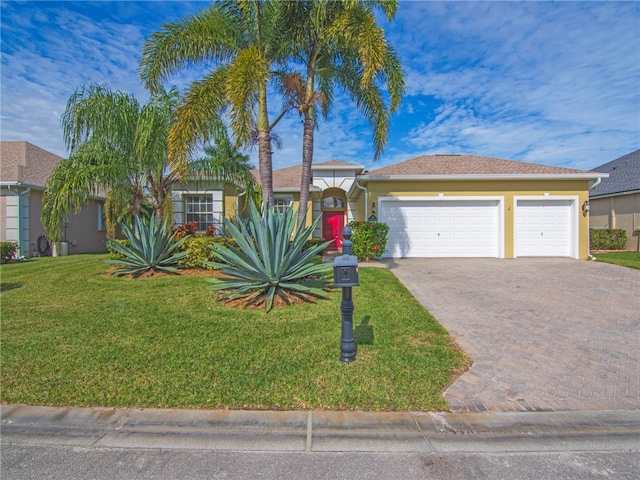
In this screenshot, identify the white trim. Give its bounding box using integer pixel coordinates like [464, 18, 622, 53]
[378, 195, 505, 258]
[311, 163, 364, 171]
[513, 195, 579, 259]
[359, 173, 607, 181]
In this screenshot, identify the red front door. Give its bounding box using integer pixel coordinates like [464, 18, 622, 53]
[323, 212, 345, 249]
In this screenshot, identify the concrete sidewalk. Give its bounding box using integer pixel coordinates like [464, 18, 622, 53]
[2, 404, 639, 453]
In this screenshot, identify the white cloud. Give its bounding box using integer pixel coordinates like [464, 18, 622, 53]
[392, 1, 639, 168]
[1, 0, 638, 171]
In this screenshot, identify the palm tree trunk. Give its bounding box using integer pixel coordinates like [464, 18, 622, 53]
[257, 83, 274, 208]
[298, 108, 314, 228]
[297, 63, 317, 229]
[257, 130, 274, 209]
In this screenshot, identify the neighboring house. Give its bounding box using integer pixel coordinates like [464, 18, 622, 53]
[0, 141, 108, 257]
[589, 149, 640, 251]
[176, 155, 604, 259]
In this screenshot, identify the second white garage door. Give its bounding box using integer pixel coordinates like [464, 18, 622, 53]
[380, 199, 501, 258]
[514, 199, 574, 257]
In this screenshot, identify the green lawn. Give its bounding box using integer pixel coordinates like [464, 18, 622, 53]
[594, 251, 640, 270]
[0, 254, 467, 411]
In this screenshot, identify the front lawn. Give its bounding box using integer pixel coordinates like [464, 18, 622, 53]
[0, 255, 467, 411]
[594, 251, 640, 270]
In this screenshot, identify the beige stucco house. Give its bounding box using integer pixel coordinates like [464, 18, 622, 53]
[0, 141, 108, 257]
[175, 155, 605, 259]
[589, 149, 639, 251]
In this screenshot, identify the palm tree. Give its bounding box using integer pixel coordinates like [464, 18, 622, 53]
[281, 0, 405, 227]
[139, 0, 288, 208]
[43, 83, 178, 240]
[42, 83, 255, 241]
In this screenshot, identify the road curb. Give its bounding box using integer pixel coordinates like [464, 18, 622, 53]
[2, 405, 639, 453]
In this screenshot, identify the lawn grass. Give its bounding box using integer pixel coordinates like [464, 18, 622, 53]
[593, 251, 640, 270]
[0, 254, 467, 411]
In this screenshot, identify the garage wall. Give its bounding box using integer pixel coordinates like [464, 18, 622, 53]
[355, 179, 591, 259]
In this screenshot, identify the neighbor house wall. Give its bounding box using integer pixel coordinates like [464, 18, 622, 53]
[61, 198, 108, 254]
[589, 193, 640, 251]
[354, 179, 591, 259]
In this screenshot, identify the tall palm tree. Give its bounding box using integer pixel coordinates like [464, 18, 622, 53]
[281, 0, 405, 227]
[139, 0, 288, 207]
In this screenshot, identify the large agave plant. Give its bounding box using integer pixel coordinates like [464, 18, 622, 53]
[206, 201, 331, 312]
[104, 215, 190, 276]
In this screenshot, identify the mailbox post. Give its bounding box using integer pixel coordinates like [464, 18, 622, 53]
[333, 225, 359, 363]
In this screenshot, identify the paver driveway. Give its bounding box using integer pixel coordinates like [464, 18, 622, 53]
[385, 258, 640, 412]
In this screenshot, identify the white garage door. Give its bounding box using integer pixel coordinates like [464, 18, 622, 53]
[514, 200, 572, 257]
[380, 200, 500, 258]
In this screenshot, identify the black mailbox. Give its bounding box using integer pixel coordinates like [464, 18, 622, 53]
[333, 254, 359, 287]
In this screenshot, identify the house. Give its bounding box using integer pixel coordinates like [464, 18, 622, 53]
[0, 141, 108, 257]
[173, 154, 605, 259]
[588, 149, 640, 251]
[351, 155, 605, 259]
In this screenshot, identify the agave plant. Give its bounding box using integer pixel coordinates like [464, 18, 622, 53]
[206, 201, 331, 312]
[104, 215, 190, 276]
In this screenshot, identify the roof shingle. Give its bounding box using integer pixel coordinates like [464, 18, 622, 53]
[1, 141, 64, 187]
[589, 149, 640, 197]
[366, 155, 591, 176]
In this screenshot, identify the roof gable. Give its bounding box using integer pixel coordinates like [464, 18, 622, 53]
[366, 154, 590, 176]
[590, 149, 640, 197]
[0, 141, 64, 187]
[312, 160, 364, 170]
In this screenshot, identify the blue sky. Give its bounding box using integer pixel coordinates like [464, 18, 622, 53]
[1, 1, 638, 172]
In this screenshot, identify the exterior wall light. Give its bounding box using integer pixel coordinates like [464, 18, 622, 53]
[368, 202, 378, 222]
[582, 200, 590, 216]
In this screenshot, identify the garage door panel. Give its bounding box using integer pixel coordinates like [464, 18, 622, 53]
[515, 200, 572, 257]
[381, 200, 500, 258]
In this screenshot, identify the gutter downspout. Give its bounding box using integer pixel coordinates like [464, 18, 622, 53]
[586, 177, 603, 260]
[353, 178, 368, 219]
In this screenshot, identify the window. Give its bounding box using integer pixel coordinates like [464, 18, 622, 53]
[97, 204, 107, 232]
[185, 195, 214, 231]
[322, 196, 345, 209]
[273, 196, 293, 213]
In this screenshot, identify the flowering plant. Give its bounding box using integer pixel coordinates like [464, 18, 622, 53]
[348, 221, 390, 261]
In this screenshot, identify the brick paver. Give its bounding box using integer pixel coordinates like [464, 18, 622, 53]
[385, 258, 640, 412]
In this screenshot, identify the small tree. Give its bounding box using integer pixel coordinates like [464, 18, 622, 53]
[348, 221, 390, 261]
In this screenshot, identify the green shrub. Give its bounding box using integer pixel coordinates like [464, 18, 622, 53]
[104, 215, 190, 276]
[348, 221, 390, 261]
[107, 239, 130, 259]
[304, 238, 329, 252]
[590, 229, 627, 250]
[177, 236, 238, 269]
[206, 201, 331, 312]
[0, 242, 18, 263]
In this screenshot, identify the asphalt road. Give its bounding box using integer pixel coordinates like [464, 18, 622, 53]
[3, 443, 639, 480]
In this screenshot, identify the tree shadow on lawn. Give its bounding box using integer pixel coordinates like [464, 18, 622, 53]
[0, 282, 22, 293]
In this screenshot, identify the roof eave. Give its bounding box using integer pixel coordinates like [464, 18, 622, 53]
[311, 164, 365, 172]
[0, 181, 45, 190]
[273, 186, 321, 193]
[590, 189, 640, 199]
[0, 181, 106, 200]
[357, 173, 608, 182]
